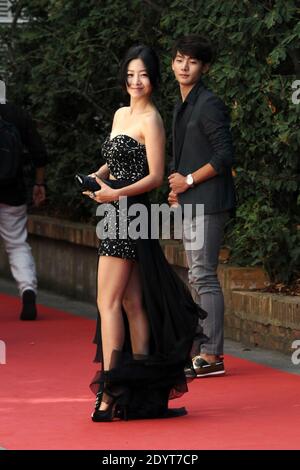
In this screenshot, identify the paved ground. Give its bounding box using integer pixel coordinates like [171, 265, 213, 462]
[1, 277, 299, 376]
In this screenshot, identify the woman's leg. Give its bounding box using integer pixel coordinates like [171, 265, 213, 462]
[97, 255, 133, 371]
[122, 263, 150, 356]
[97, 256, 134, 411]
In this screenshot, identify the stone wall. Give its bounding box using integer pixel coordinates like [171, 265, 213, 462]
[0, 216, 98, 302]
[0, 214, 299, 354]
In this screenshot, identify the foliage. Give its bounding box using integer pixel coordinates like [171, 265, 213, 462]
[1, 0, 299, 282]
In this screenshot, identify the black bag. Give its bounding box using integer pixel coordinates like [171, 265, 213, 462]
[0, 115, 23, 186]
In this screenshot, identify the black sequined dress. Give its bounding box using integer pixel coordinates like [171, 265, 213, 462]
[91, 134, 207, 420]
[98, 134, 148, 260]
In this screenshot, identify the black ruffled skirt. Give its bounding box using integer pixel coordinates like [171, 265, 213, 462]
[90, 179, 207, 419]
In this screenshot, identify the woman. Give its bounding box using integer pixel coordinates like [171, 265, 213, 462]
[84, 45, 206, 422]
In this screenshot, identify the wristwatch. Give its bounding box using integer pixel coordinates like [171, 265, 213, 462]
[186, 173, 194, 187]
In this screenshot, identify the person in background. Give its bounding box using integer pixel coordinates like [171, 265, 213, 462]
[0, 79, 48, 320]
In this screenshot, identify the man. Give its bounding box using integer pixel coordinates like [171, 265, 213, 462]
[0, 79, 48, 320]
[168, 36, 236, 377]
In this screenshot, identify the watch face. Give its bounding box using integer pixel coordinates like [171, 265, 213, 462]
[187, 174, 193, 185]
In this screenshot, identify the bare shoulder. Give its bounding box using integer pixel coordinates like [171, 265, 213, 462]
[112, 107, 129, 130]
[142, 108, 165, 134]
[114, 106, 129, 120]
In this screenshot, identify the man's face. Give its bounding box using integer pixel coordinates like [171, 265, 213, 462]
[172, 52, 209, 87]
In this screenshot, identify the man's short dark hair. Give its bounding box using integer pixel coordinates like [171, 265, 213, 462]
[120, 45, 161, 91]
[172, 35, 214, 64]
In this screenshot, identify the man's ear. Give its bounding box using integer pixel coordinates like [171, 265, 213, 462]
[203, 63, 211, 74]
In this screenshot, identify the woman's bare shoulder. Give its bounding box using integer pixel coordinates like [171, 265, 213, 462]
[114, 106, 130, 118]
[143, 107, 164, 130]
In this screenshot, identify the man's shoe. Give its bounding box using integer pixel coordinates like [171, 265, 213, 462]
[184, 365, 197, 379]
[20, 290, 37, 321]
[192, 356, 225, 377]
[161, 407, 188, 418]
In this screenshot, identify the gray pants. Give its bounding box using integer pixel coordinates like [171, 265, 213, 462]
[0, 203, 37, 296]
[183, 211, 229, 356]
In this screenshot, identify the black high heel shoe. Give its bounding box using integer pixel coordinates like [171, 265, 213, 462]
[91, 393, 118, 422]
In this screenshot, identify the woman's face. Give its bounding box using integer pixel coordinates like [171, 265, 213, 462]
[126, 58, 152, 98]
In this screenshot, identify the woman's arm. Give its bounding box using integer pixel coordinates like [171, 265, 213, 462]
[90, 163, 110, 179]
[90, 108, 124, 179]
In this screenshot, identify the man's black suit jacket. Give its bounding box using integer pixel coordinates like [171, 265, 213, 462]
[0, 102, 47, 205]
[171, 80, 236, 215]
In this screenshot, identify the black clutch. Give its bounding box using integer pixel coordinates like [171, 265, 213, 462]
[75, 173, 101, 192]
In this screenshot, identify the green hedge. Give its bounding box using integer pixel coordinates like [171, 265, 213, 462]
[1, 0, 299, 282]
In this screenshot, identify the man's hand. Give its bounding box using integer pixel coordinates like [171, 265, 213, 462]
[168, 172, 189, 194]
[32, 184, 46, 207]
[168, 190, 179, 207]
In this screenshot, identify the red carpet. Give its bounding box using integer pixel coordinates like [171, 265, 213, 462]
[0, 292, 300, 450]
